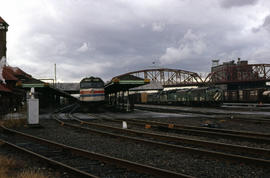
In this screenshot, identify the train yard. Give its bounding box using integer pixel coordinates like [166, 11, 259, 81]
[0, 105, 270, 177]
[1, 13, 270, 178]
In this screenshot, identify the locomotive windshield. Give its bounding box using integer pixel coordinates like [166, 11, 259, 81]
[80, 82, 104, 89]
[80, 77, 104, 89]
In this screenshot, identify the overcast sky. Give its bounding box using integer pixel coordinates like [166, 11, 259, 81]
[1, 0, 270, 82]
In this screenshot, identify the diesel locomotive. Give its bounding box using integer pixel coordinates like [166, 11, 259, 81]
[134, 87, 223, 106]
[79, 76, 105, 111]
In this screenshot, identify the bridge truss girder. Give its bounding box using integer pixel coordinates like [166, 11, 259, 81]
[116, 68, 204, 87]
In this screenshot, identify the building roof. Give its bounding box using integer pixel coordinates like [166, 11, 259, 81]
[2, 66, 32, 81]
[105, 74, 150, 93]
[0, 83, 11, 92]
[7, 66, 31, 78]
[2, 67, 18, 81]
[0, 16, 9, 26]
[117, 74, 143, 80]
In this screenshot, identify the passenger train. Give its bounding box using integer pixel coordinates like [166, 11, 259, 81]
[79, 76, 105, 111]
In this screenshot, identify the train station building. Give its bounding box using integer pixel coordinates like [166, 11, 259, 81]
[0, 16, 77, 117]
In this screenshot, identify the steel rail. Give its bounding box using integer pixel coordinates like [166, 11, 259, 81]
[100, 117, 270, 142]
[65, 114, 270, 167]
[1, 124, 190, 178]
[84, 113, 270, 144]
[135, 105, 228, 115]
[0, 138, 98, 178]
[80, 114, 270, 157]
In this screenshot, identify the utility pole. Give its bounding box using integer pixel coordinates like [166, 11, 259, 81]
[54, 63, 57, 86]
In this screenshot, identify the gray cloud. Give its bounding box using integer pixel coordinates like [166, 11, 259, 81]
[252, 14, 270, 33]
[220, 0, 259, 8]
[262, 15, 270, 32]
[1, 0, 269, 82]
[159, 29, 207, 65]
[152, 22, 166, 32]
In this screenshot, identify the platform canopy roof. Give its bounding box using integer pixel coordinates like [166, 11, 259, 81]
[105, 74, 150, 94]
[2, 66, 32, 81]
[130, 81, 163, 91]
[19, 78, 77, 99]
[0, 16, 9, 26]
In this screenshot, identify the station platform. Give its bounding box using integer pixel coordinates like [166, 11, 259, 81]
[105, 74, 150, 111]
[105, 74, 150, 94]
[222, 103, 270, 108]
[18, 78, 78, 110]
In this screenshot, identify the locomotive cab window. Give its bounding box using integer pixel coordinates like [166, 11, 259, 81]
[80, 82, 104, 89]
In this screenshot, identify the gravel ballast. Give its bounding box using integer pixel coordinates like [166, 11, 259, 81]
[14, 115, 270, 178]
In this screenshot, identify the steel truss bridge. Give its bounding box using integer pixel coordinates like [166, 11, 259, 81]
[115, 64, 270, 87]
[115, 68, 204, 87]
[205, 64, 270, 84]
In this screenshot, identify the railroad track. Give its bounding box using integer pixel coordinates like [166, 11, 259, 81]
[96, 116, 270, 144]
[58, 113, 270, 168]
[135, 105, 270, 124]
[0, 125, 191, 178]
